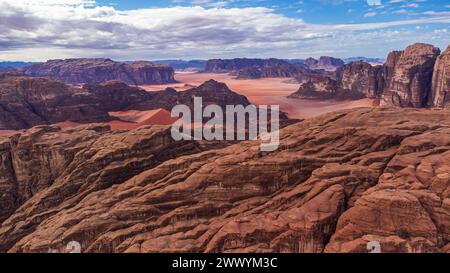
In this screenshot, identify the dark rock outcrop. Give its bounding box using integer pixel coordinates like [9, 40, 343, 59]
[0, 75, 111, 130]
[305, 56, 345, 71]
[236, 64, 315, 79]
[204, 58, 289, 73]
[288, 75, 340, 100]
[289, 43, 447, 104]
[429, 46, 450, 108]
[0, 76, 264, 130]
[0, 67, 17, 73]
[23, 59, 176, 85]
[0, 108, 448, 253]
[381, 43, 441, 107]
[336, 61, 385, 98]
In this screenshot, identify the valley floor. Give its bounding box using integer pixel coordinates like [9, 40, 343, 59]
[143, 72, 376, 119]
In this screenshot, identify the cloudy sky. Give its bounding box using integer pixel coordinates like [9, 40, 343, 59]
[0, 0, 449, 61]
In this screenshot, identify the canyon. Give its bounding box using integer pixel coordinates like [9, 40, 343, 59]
[0, 107, 448, 253]
[0, 42, 448, 254]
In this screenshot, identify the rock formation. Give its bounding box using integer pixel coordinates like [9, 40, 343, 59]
[0, 75, 266, 130]
[0, 74, 111, 130]
[290, 43, 448, 104]
[236, 64, 317, 79]
[23, 59, 176, 85]
[204, 58, 290, 73]
[288, 75, 341, 100]
[381, 43, 441, 107]
[305, 56, 345, 71]
[336, 61, 384, 98]
[0, 67, 17, 73]
[429, 46, 450, 108]
[0, 107, 448, 253]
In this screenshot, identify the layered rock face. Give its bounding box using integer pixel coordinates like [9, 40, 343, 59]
[336, 61, 385, 98]
[305, 56, 345, 71]
[236, 64, 316, 79]
[381, 43, 441, 107]
[204, 58, 289, 73]
[0, 76, 255, 130]
[290, 43, 448, 104]
[0, 108, 448, 253]
[290, 61, 383, 100]
[0, 67, 17, 73]
[0, 74, 111, 130]
[288, 75, 340, 100]
[429, 46, 450, 108]
[23, 59, 175, 85]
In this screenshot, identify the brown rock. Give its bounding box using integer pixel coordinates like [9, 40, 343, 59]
[381, 43, 441, 107]
[23, 58, 176, 85]
[0, 108, 449, 253]
[429, 46, 450, 108]
[336, 61, 384, 98]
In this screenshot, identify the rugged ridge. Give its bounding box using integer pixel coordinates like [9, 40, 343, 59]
[289, 43, 447, 105]
[23, 59, 176, 85]
[0, 108, 448, 253]
[381, 43, 441, 107]
[0, 74, 111, 130]
[429, 46, 450, 108]
[236, 64, 317, 79]
[305, 56, 345, 71]
[0, 75, 256, 130]
[204, 58, 288, 73]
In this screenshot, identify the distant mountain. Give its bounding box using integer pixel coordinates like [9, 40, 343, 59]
[22, 58, 176, 85]
[0, 61, 41, 68]
[284, 59, 305, 64]
[343, 57, 385, 64]
[153, 60, 207, 71]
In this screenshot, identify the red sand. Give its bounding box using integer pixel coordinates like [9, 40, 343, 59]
[142, 72, 375, 119]
[109, 109, 176, 126]
[52, 109, 176, 131]
[0, 130, 18, 136]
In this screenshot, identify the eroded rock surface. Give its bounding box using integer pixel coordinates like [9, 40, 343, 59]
[430, 46, 450, 108]
[381, 43, 441, 107]
[0, 108, 448, 253]
[23, 59, 175, 85]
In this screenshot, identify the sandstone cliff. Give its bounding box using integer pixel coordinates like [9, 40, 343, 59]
[305, 56, 345, 71]
[336, 61, 384, 98]
[381, 43, 441, 107]
[0, 108, 448, 253]
[23, 59, 176, 85]
[0, 74, 111, 130]
[289, 43, 447, 104]
[429, 46, 450, 108]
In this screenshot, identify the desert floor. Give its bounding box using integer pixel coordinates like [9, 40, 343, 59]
[142, 72, 375, 120]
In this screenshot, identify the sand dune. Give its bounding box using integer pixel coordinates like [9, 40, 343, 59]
[141, 72, 375, 119]
[109, 109, 176, 126]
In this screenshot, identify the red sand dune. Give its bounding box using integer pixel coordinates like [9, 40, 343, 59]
[52, 109, 176, 131]
[107, 108, 177, 130]
[142, 72, 375, 119]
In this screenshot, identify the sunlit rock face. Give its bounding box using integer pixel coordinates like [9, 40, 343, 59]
[0, 108, 449, 253]
[381, 43, 441, 108]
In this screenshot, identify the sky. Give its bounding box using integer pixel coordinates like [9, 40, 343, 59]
[0, 0, 449, 61]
